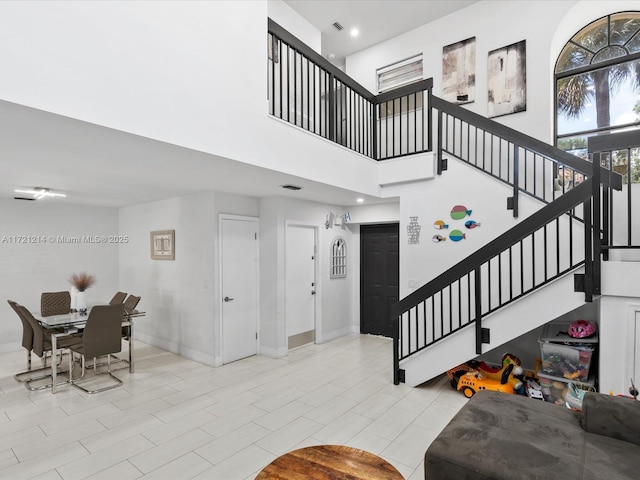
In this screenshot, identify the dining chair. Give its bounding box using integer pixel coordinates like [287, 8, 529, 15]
[8, 300, 38, 382]
[16, 304, 82, 391]
[123, 295, 141, 314]
[68, 304, 126, 394]
[121, 295, 141, 340]
[41, 291, 71, 316]
[109, 291, 127, 305]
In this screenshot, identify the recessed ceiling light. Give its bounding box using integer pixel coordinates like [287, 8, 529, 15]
[357, 198, 364, 203]
[350, 28, 359, 37]
[14, 187, 66, 200]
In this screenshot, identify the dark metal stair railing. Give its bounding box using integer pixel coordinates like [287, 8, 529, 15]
[267, 19, 433, 161]
[431, 95, 621, 214]
[392, 98, 625, 385]
[392, 180, 596, 384]
[589, 130, 640, 261]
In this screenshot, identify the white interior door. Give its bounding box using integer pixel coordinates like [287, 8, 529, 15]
[285, 224, 316, 349]
[221, 216, 258, 364]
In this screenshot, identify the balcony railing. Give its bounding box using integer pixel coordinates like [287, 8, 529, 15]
[268, 19, 432, 160]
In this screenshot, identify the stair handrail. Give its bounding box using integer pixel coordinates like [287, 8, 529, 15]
[392, 180, 592, 319]
[431, 95, 623, 192]
[393, 94, 625, 385]
[392, 179, 595, 384]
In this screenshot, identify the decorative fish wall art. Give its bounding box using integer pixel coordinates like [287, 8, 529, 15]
[449, 230, 466, 242]
[450, 205, 472, 220]
[433, 220, 449, 230]
[432, 205, 481, 245]
[465, 220, 481, 229]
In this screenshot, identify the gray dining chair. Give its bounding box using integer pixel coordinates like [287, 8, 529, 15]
[121, 295, 141, 340]
[8, 300, 39, 382]
[16, 304, 81, 391]
[68, 304, 126, 394]
[123, 295, 141, 314]
[41, 291, 71, 316]
[109, 292, 127, 305]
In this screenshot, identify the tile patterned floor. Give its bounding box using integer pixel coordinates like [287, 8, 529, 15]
[0, 334, 467, 480]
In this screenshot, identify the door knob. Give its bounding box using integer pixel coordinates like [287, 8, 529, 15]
[224, 296, 234, 302]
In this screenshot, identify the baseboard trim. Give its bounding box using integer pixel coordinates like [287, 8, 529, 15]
[134, 332, 216, 366]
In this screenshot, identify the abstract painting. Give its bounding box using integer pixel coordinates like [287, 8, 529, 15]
[487, 40, 526, 118]
[442, 37, 476, 104]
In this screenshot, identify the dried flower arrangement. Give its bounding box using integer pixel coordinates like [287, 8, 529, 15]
[69, 272, 96, 292]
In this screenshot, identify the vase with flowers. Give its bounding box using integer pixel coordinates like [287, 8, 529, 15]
[69, 272, 96, 314]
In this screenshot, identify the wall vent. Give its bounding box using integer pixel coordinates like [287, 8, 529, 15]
[332, 22, 344, 31]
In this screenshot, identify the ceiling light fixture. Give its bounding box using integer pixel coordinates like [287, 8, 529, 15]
[356, 198, 364, 203]
[14, 187, 67, 200]
[350, 28, 359, 37]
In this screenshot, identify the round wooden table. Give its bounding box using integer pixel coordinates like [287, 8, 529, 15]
[255, 445, 404, 479]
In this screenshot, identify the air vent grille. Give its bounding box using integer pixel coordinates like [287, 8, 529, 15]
[332, 22, 343, 31]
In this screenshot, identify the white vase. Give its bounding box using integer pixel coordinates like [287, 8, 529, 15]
[76, 291, 87, 314]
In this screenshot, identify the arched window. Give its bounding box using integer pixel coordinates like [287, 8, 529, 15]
[555, 12, 640, 182]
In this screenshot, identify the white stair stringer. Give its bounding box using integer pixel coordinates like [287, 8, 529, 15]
[400, 267, 587, 387]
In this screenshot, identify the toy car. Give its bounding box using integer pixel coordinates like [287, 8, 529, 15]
[526, 379, 544, 400]
[451, 366, 516, 398]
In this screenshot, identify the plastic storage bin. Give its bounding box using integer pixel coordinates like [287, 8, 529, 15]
[538, 321, 597, 382]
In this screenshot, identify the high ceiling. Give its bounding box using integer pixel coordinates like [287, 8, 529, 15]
[284, 0, 478, 67]
[2, 1, 478, 209]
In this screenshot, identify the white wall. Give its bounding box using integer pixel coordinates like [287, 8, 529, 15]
[0, 0, 382, 200]
[118, 190, 259, 365]
[346, 0, 639, 144]
[0, 200, 119, 352]
[267, 0, 321, 53]
[259, 196, 357, 357]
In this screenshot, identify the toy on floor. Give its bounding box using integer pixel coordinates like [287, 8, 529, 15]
[451, 362, 519, 398]
[526, 379, 544, 400]
[477, 353, 524, 392]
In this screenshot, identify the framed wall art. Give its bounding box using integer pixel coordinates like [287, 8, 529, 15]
[487, 40, 526, 118]
[442, 37, 476, 104]
[150, 229, 175, 260]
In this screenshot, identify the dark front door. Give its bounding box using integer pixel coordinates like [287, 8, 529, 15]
[360, 223, 399, 337]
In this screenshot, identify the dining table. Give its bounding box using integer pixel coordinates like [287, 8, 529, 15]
[32, 306, 145, 393]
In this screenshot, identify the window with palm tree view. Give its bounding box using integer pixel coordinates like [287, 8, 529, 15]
[555, 11, 640, 185]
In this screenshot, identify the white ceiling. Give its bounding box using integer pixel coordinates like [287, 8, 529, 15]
[0, 100, 387, 208]
[2, 1, 478, 210]
[284, 0, 478, 67]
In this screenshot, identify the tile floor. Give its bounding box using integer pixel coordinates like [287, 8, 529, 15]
[0, 334, 468, 480]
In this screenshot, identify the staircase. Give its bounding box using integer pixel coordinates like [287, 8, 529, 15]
[393, 95, 628, 386]
[265, 20, 637, 388]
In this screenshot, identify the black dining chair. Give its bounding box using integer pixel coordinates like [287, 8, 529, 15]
[109, 292, 127, 305]
[41, 291, 71, 316]
[68, 304, 126, 394]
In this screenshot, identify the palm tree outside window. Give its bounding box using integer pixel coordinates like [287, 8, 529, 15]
[555, 11, 640, 184]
